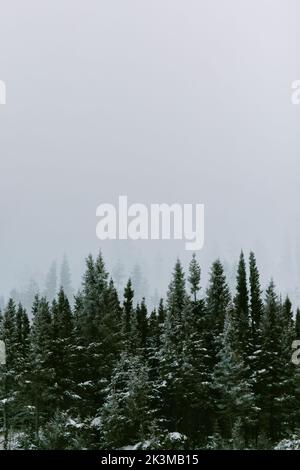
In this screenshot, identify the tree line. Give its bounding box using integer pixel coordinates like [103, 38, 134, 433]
[0, 251, 300, 450]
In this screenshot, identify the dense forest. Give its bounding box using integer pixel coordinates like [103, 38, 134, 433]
[1, 251, 300, 450]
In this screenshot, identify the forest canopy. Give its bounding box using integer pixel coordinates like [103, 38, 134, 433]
[0, 250, 300, 450]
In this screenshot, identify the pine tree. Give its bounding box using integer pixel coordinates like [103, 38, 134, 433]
[249, 252, 263, 345]
[157, 261, 187, 434]
[188, 253, 201, 302]
[205, 259, 231, 367]
[99, 278, 123, 378]
[167, 259, 186, 316]
[146, 307, 164, 419]
[260, 281, 288, 442]
[52, 288, 74, 410]
[165, 259, 186, 347]
[74, 253, 111, 417]
[123, 279, 134, 338]
[213, 310, 256, 444]
[100, 353, 154, 449]
[0, 299, 18, 448]
[28, 296, 56, 436]
[248, 251, 264, 442]
[278, 297, 296, 433]
[13, 304, 31, 429]
[233, 251, 250, 359]
[158, 298, 166, 326]
[135, 298, 148, 351]
[181, 291, 213, 441]
[147, 309, 160, 353]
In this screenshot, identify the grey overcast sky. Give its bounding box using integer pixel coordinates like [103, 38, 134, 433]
[0, 1, 299, 302]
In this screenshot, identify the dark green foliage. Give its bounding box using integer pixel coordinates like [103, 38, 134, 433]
[233, 251, 250, 359]
[188, 253, 201, 301]
[123, 278, 134, 337]
[99, 353, 154, 449]
[0, 251, 299, 450]
[259, 283, 296, 442]
[205, 259, 231, 370]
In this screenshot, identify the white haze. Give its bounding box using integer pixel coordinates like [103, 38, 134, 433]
[0, 0, 299, 306]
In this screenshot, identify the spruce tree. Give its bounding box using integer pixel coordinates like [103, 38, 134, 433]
[27, 296, 56, 437]
[123, 279, 134, 337]
[213, 310, 256, 445]
[248, 251, 264, 442]
[0, 299, 18, 447]
[278, 297, 296, 433]
[260, 281, 287, 442]
[135, 298, 148, 351]
[157, 261, 187, 434]
[205, 259, 231, 367]
[233, 251, 250, 359]
[52, 288, 74, 410]
[165, 259, 186, 347]
[75, 253, 111, 416]
[100, 353, 154, 449]
[14, 304, 31, 429]
[181, 289, 213, 441]
[188, 253, 201, 302]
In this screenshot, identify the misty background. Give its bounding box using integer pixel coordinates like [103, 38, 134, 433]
[0, 0, 300, 310]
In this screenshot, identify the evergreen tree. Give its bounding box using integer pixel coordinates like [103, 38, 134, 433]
[74, 253, 111, 416]
[135, 298, 148, 351]
[0, 299, 18, 447]
[28, 296, 55, 436]
[188, 253, 201, 302]
[157, 261, 187, 434]
[157, 298, 166, 326]
[249, 252, 263, 344]
[52, 288, 74, 410]
[233, 251, 250, 358]
[123, 279, 134, 338]
[278, 297, 296, 433]
[213, 310, 256, 444]
[181, 292, 213, 441]
[13, 304, 31, 428]
[248, 251, 264, 442]
[0, 250, 298, 450]
[100, 353, 154, 449]
[99, 278, 123, 378]
[205, 259, 231, 366]
[165, 259, 186, 347]
[260, 281, 289, 442]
